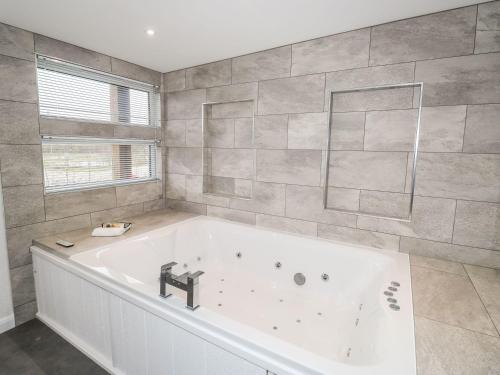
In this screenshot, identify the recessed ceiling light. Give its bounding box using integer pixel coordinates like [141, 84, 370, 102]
[146, 29, 155, 36]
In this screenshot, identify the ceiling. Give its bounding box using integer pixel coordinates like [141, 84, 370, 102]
[0, 0, 485, 73]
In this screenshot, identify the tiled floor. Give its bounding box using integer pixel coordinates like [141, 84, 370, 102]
[1, 255, 499, 375]
[0, 319, 108, 375]
[411, 255, 500, 375]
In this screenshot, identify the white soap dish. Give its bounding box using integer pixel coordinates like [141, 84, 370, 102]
[92, 222, 132, 237]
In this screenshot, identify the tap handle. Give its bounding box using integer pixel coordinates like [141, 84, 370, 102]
[188, 270, 204, 280]
[161, 262, 178, 273]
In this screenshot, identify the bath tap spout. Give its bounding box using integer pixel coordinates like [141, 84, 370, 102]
[159, 262, 204, 310]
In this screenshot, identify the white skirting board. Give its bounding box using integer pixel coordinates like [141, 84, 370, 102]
[32, 252, 269, 375]
[0, 314, 15, 334]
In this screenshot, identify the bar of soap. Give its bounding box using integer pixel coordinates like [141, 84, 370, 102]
[91, 222, 132, 237]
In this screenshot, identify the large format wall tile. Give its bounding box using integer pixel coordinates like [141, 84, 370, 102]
[111, 58, 161, 85]
[414, 153, 500, 202]
[39, 117, 114, 138]
[329, 151, 407, 192]
[257, 149, 321, 186]
[90, 203, 144, 226]
[370, 7, 476, 65]
[475, 1, 500, 54]
[207, 205, 256, 225]
[166, 174, 186, 200]
[167, 89, 206, 120]
[116, 181, 162, 206]
[415, 317, 500, 375]
[6, 214, 90, 269]
[232, 46, 291, 83]
[34, 34, 111, 72]
[0, 101, 39, 144]
[285, 185, 357, 227]
[13, 301, 37, 326]
[165, 120, 187, 147]
[411, 266, 497, 336]
[167, 199, 207, 215]
[359, 190, 411, 219]
[415, 53, 500, 106]
[358, 196, 456, 242]
[10, 264, 35, 307]
[207, 82, 258, 103]
[419, 106, 466, 152]
[463, 104, 500, 153]
[291, 29, 370, 76]
[410, 255, 467, 276]
[0, 55, 37, 102]
[205, 119, 234, 148]
[258, 74, 325, 115]
[326, 187, 360, 211]
[211, 148, 254, 179]
[44, 187, 117, 220]
[453, 201, 500, 251]
[165, 69, 186, 92]
[288, 112, 328, 150]
[364, 109, 417, 151]
[0, 23, 34, 61]
[3, 184, 45, 228]
[230, 182, 285, 216]
[186, 60, 231, 89]
[256, 214, 317, 236]
[167, 147, 202, 175]
[329, 112, 365, 151]
[318, 224, 400, 250]
[401, 237, 500, 269]
[0, 145, 43, 186]
[253, 115, 288, 149]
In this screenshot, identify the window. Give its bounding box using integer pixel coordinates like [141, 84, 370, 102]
[37, 56, 160, 127]
[42, 137, 158, 193]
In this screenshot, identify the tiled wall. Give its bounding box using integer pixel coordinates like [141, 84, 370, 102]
[164, 2, 500, 267]
[0, 24, 164, 325]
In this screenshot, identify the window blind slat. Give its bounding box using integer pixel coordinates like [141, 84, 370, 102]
[42, 138, 158, 193]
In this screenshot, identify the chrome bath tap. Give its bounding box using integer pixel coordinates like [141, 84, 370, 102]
[159, 262, 204, 310]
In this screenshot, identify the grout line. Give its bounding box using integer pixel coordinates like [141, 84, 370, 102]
[472, 5, 479, 54]
[464, 269, 500, 337]
[462, 105, 469, 152]
[415, 314, 500, 339]
[450, 199, 458, 244]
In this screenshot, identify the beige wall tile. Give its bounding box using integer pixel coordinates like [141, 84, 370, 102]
[359, 190, 411, 219]
[370, 7, 476, 65]
[116, 181, 161, 206]
[45, 187, 116, 220]
[415, 53, 500, 106]
[257, 149, 321, 186]
[250, 115, 287, 149]
[364, 109, 417, 151]
[358, 196, 456, 242]
[167, 147, 202, 175]
[466, 267, 500, 332]
[329, 151, 407, 192]
[410, 255, 466, 276]
[475, 2, 500, 54]
[0, 55, 37, 103]
[111, 57, 161, 84]
[258, 74, 325, 115]
[331, 85, 414, 112]
[14, 301, 37, 326]
[207, 205, 256, 225]
[230, 182, 285, 216]
[167, 89, 206, 120]
[39, 117, 114, 138]
[0, 23, 34, 61]
[205, 119, 234, 148]
[10, 264, 35, 307]
[453, 201, 500, 251]
[256, 214, 317, 236]
[186, 119, 203, 147]
[165, 69, 186, 92]
[113, 125, 158, 140]
[186, 60, 231, 89]
[165, 120, 187, 147]
[207, 82, 258, 103]
[211, 148, 254, 179]
[318, 224, 400, 250]
[414, 153, 500, 202]
[4, 184, 45, 227]
[463, 104, 500, 153]
[292, 29, 369, 76]
[0, 101, 39, 144]
[400, 237, 500, 269]
[325, 187, 359, 211]
[285, 185, 357, 227]
[166, 173, 186, 200]
[329, 112, 365, 151]
[167, 199, 206, 215]
[0, 145, 43, 187]
[288, 112, 328, 150]
[419, 106, 466, 152]
[232, 46, 291, 84]
[35, 34, 111, 72]
[90, 203, 144, 225]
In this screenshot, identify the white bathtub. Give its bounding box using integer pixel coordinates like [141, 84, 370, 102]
[32, 215, 415, 375]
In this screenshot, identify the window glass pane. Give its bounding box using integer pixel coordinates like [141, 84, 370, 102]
[42, 140, 157, 192]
